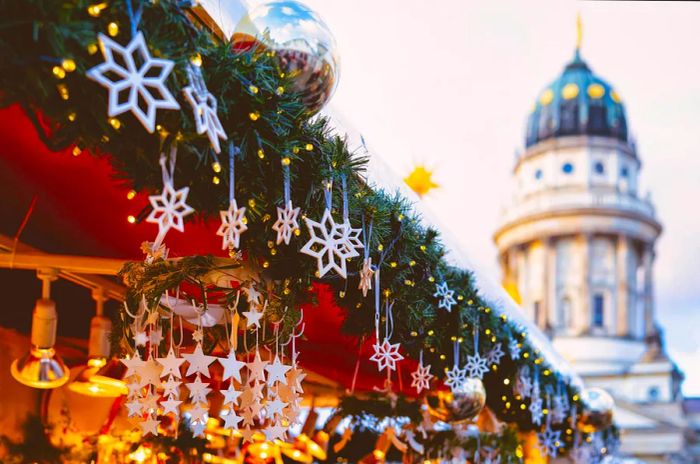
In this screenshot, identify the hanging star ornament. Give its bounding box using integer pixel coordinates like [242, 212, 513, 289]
[465, 352, 490, 379]
[410, 361, 434, 394]
[300, 209, 363, 278]
[157, 347, 185, 379]
[217, 199, 247, 251]
[182, 344, 217, 377]
[445, 365, 467, 391]
[219, 349, 245, 383]
[265, 355, 292, 385]
[486, 342, 505, 366]
[86, 32, 180, 133]
[183, 65, 227, 153]
[434, 282, 457, 312]
[146, 182, 195, 237]
[538, 426, 561, 458]
[369, 338, 404, 372]
[272, 200, 300, 245]
[358, 257, 374, 297]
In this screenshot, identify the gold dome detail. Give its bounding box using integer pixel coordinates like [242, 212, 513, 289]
[587, 83, 605, 99]
[562, 83, 579, 100]
[539, 89, 554, 106]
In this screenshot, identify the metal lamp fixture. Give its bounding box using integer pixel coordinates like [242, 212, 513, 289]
[11, 270, 69, 389]
[69, 288, 127, 397]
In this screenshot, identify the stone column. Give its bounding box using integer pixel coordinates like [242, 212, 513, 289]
[616, 235, 630, 336]
[579, 234, 591, 335]
[642, 244, 656, 337]
[543, 238, 556, 330]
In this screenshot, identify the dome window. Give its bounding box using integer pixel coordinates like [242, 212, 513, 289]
[562, 83, 579, 100]
[621, 166, 629, 177]
[535, 169, 543, 180]
[588, 83, 605, 99]
[559, 100, 579, 134]
[562, 162, 574, 174]
[594, 161, 605, 175]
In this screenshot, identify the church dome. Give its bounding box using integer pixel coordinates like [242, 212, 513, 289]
[525, 49, 628, 148]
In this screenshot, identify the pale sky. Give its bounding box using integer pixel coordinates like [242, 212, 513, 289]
[259, 0, 700, 395]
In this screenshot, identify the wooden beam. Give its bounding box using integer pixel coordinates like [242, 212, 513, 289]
[0, 235, 126, 300]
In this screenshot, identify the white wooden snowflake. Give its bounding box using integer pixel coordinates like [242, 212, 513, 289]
[444, 365, 467, 391]
[537, 426, 561, 458]
[217, 199, 247, 251]
[433, 282, 457, 312]
[410, 361, 433, 394]
[86, 32, 180, 133]
[369, 338, 404, 372]
[508, 339, 521, 360]
[515, 366, 532, 398]
[550, 394, 568, 424]
[358, 257, 374, 297]
[486, 342, 504, 365]
[300, 209, 362, 278]
[529, 396, 544, 425]
[146, 183, 195, 238]
[272, 200, 300, 245]
[464, 353, 490, 379]
[183, 65, 227, 153]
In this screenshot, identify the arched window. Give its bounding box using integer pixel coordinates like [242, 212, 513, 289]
[557, 296, 572, 329]
[562, 162, 574, 174]
[592, 293, 605, 328]
[594, 161, 605, 175]
[535, 169, 543, 180]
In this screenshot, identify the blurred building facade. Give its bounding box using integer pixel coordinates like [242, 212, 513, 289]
[493, 41, 690, 462]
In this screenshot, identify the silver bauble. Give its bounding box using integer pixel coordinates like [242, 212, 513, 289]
[579, 387, 614, 433]
[426, 378, 486, 426]
[233, 1, 339, 114]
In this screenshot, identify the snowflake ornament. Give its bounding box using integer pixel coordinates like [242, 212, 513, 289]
[369, 338, 404, 372]
[300, 209, 363, 278]
[217, 199, 247, 251]
[146, 182, 195, 237]
[486, 342, 505, 366]
[358, 257, 374, 297]
[183, 65, 227, 153]
[272, 200, 300, 245]
[529, 396, 544, 426]
[550, 395, 568, 424]
[86, 32, 180, 133]
[515, 367, 532, 398]
[410, 361, 433, 394]
[464, 353, 490, 379]
[537, 426, 561, 458]
[508, 339, 521, 360]
[433, 282, 457, 312]
[445, 365, 467, 391]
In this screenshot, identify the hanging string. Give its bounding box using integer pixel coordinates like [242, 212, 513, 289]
[323, 178, 333, 211]
[473, 318, 480, 354]
[374, 269, 381, 342]
[361, 217, 373, 261]
[228, 290, 240, 350]
[283, 163, 291, 205]
[385, 300, 395, 340]
[341, 173, 349, 221]
[453, 340, 460, 368]
[228, 142, 236, 205]
[125, 0, 143, 39]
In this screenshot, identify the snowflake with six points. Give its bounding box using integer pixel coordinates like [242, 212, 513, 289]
[87, 32, 180, 133]
[146, 183, 194, 237]
[529, 396, 544, 425]
[444, 365, 467, 391]
[369, 338, 404, 372]
[272, 200, 300, 245]
[486, 342, 505, 365]
[183, 66, 227, 153]
[217, 199, 247, 251]
[433, 282, 457, 312]
[537, 426, 561, 458]
[464, 353, 490, 379]
[300, 209, 363, 278]
[410, 361, 434, 394]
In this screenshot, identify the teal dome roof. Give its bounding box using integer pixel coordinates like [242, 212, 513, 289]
[525, 49, 628, 148]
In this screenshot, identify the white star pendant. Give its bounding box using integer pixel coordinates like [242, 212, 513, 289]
[434, 282, 457, 312]
[272, 201, 300, 245]
[369, 338, 404, 372]
[445, 365, 467, 391]
[87, 32, 180, 133]
[183, 85, 227, 154]
[217, 199, 247, 251]
[465, 353, 490, 379]
[300, 209, 363, 279]
[146, 182, 195, 236]
[411, 362, 434, 394]
[358, 257, 374, 297]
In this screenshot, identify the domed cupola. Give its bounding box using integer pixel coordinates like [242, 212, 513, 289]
[525, 48, 628, 148]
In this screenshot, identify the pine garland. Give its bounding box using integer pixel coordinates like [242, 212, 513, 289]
[0, 0, 584, 442]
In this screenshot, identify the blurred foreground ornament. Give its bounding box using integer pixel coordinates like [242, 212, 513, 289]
[232, 1, 340, 114]
[578, 387, 614, 433]
[404, 165, 438, 197]
[425, 378, 486, 426]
